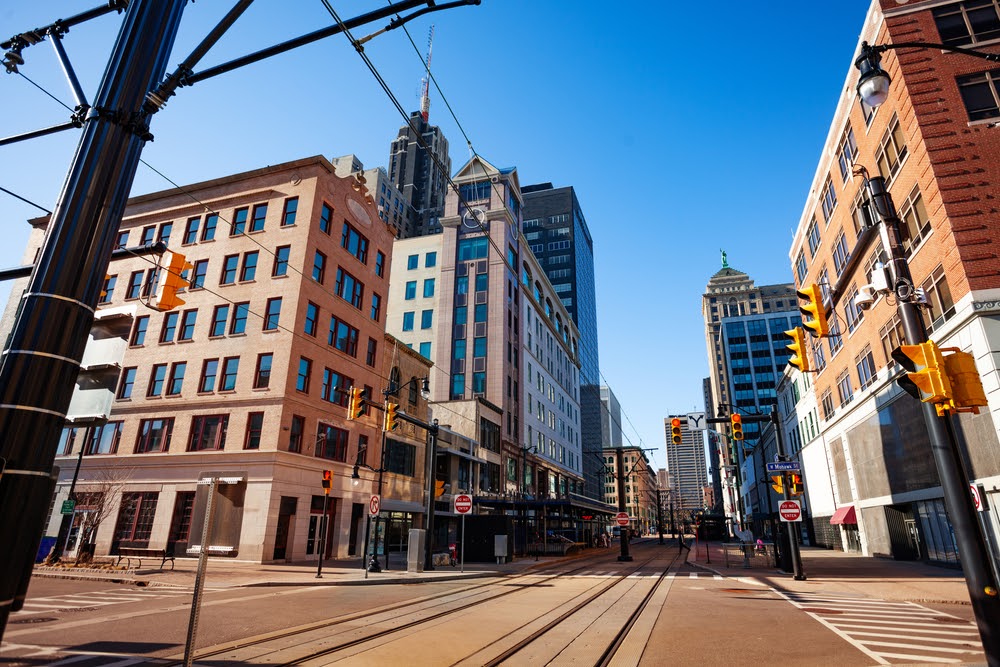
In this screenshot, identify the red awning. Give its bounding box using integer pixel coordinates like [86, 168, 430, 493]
[830, 505, 857, 525]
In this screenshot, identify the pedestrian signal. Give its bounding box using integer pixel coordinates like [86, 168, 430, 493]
[322, 469, 332, 491]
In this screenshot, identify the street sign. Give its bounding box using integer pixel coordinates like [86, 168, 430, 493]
[971, 484, 985, 513]
[60, 499, 76, 515]
[686, 412, 706, 431]
[615, 511, 630, 527]
[766, 461, 800, 473]
[368, 494, 381, 516]
[454, 493, 473, 515]
[779, 499, 802, 522]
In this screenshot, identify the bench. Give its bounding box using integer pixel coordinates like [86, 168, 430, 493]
[116, 547, 174, 570]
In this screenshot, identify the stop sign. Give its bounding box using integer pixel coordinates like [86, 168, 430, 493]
[454, 493, 473, 514]
[779, 499, 801, 522]
[615, 512, 630, 527]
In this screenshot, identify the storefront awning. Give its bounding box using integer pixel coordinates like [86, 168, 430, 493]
[830, 505, 857, 525]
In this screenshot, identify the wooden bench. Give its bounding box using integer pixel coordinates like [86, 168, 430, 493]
[116, 547, 174, 570]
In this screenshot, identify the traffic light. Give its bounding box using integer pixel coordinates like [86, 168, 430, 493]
[435, 480, 446, 497]
[943, 350, 988, 412]
[730, 413, 743, 441]
[384, 402, 398, 431]
[784, 326, 810, 373]
[771, 475, 784, 494]
[321, 469, 332, 490]
[670, 418, 682, 445]
[891, 341, 952, 407]
[797, 283, 830, 337]
[154, 251, 192, 311]
[347, 386, 364, 420]
[790, 474, 803, 497]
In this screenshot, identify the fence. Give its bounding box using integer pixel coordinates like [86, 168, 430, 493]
[722, 541, 778, 569]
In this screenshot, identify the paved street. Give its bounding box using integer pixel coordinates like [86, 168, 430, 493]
[0, 539, 987, 666]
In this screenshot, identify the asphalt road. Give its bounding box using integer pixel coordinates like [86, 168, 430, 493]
[0, 544, 985, 666]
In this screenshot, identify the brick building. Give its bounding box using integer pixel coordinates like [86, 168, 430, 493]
[786, 0, 1000, 563]
[7, 155, 428, 563]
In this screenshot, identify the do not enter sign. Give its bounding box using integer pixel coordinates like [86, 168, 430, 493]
[615, 512, 630, 527]
[779, 499, 801, 522]
[454, 494, 473, 514]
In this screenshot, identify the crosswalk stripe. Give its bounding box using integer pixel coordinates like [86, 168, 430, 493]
[850, 631, 982, 645]
[836, 623, 978, 637]
[874, 652, 963, 663]
[864, 640, 980, 654]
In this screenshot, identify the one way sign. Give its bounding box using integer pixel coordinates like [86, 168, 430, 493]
[686, 412, 706, 431]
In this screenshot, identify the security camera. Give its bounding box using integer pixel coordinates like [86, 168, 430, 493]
[854, 285, 876, 311]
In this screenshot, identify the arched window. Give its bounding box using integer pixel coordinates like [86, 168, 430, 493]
[389, 366, 401, 395]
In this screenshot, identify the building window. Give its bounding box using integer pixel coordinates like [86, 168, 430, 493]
[836, 370, 854, 407]
[116, 231, 129, 248]
[210, 305, 229, 337]
[899, 185, 932, 257]
[202, 213, 218, 241]
[844, 284, 865, 333]
[245, 412, 264, 449]
[250, 203, 267, 232]
[806, 217, 820, 256]
[85, 421, 122, 455]
[876, 115, 908, 182]
[273, 245, 290, 277]
[114, 492, 158, 546]
[231, 207, 248, 236]
[220, 254, 238, 285]
[370, 293, 382, 322]
[316, 424, 349, 462]
[297, 357, 312, 393]
[820, 174, 837, 222]
[312, 251, 326, 283]
[289, 415, 304, 453]
[879, 312, 906, 368]
[160, 312, 178, 343]
[933, 1, 1000, 47]
[402, 311, 414, 331]
[366, 338, 377, 367]
[189, 414, 228, 451]
[130, 316, 148, 346]
[118, 367, 137, 399]
[240, 251, 258, 281]
[254, 353, 272, 389]
[856, 345, 878, 390]
[921, 265, 956, 333]
[281, 197, 298, 226]
[189, 259, 208, 289]
[407, 254, 419, 270]
[264, 297, 282, 331]
[319, 203, 333, 234]
[794, 250, 807, 284]
[421, 309, 433, 329]
[385, 438, 416, 476]
[375, 251, 385, 277]
[836, 125, 858, 182]
[832, 229, 850, 277]
[328, 316, 359, 356]
[167, 362, 186, 396]
[335, 268, 364, 308]
[179, 310, 196, 341]
[199, 359, 218, 393]
[141, 226, 155, 246]
[457, 237, 488, 260]
[419, 341, 432, 358]
[827, 317, 843, 356]
[305, 302, 320, 337]
[423, 278, 435, 298]
[957, 67, 1000, 121]
[135, 418, 173, 453]
[99, 275, 116, 304]
[230, 302, 248, 335]
[126, 271, 143, 299]
[426, 251, 437, 268]
[320, 368, 351, 407]
[820, 389, 835, 421]
[341, 221, 369, 263]
[220, 357, 239, 391]
[405, 281, 416, 300]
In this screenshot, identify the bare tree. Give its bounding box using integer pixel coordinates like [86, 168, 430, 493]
[68, 463, 134, 565]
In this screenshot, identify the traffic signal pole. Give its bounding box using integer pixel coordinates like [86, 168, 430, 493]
[865, 175, 1000, 662]
[0, 0, 187, 640]
[771, 409, 805, 581]
[615, 447, 632, 562]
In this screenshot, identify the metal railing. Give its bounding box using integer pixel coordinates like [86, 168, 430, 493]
[722, 542, 778, 569]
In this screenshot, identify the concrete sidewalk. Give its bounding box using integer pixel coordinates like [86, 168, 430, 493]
[32, 550, 554, 589]
[686, 539, 974, 605]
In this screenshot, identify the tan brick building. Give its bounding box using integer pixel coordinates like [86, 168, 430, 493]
[8, 155, 429, 563]
[786, 0, 1000, 563]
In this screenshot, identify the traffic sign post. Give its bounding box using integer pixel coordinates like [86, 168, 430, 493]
[615, 512, 630, 527]
[454, 494, 473, 572]
[369, 494, 381, 517]
[779, 500, 802, 522]
[766, 461, 800, 473]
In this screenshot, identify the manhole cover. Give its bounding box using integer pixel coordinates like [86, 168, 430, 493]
[10, 617, 56, 624]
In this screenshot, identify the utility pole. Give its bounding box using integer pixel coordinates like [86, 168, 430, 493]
[615, 447, 632, 562]
[0, 0, 188, 639]
[771, 409, 805, 581]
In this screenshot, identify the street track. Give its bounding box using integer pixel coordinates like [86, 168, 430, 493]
[150, 543, 682, 667]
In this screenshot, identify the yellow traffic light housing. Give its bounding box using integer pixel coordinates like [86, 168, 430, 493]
[154, 251, 192, 311]
[670, 418, 682, 445]
[790, 474, 803, 497]
[435, 479, 446, 497]
[891, 341, 953, 413]
[784, 326, 810, 373]
[321, 469, 332, 491]
[384, 402, 399, 431]
[771, 475, 784, 494]
[797, 283, 830, 337]
[943, 350, 988, 413]
[347, 386, 364, 420]
[730, 413, 743, 441]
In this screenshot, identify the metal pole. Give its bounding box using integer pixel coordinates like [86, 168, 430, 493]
[378, 428, 388, 571]
[316, 491, 329, 578]
[51, 433, 89, 562]
[362, 514, 371, 579]
[615, 447, 632, 562]
[0, 0, 187, 639]
[866, 175, 1000, 662]
[657, 488, 664, 545]
[423, 422, 438, 571]
[183, 478, 216, 667]
[772, 409, 805, 581]
[460, 512, 465, 573]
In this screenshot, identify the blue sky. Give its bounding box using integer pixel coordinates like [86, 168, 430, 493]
[0, 1, 872, 470]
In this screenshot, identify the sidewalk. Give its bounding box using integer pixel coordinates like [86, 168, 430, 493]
[32, 551, 552, 589]
[686, 539, 974, 605]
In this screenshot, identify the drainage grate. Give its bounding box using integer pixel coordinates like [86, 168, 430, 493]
[10, 617, 56, 624]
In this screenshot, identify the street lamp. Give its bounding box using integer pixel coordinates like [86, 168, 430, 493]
[518, 443, 537, 558]
[851, 39, 1000, 664]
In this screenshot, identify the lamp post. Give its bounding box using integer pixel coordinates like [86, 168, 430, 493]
[519, 443, 536, 557]
[853, 40, 1000, 663]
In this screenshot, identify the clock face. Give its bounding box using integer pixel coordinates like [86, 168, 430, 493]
[462, 207, 486, 230]
[509, 221, 519, 240]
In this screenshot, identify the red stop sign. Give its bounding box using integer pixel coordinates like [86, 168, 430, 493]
[454, 494, 473, 514]
[615, 512, 630, 527]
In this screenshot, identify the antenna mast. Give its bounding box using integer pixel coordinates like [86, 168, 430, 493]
[420, 25, 434, 122]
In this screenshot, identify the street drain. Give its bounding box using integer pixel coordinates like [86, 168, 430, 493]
[10, 617, 56, 624]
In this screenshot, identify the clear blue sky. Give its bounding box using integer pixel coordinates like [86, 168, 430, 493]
[0, 1, 872, 470]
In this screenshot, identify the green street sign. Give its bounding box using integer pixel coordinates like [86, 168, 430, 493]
[60, 499, 76, 515]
